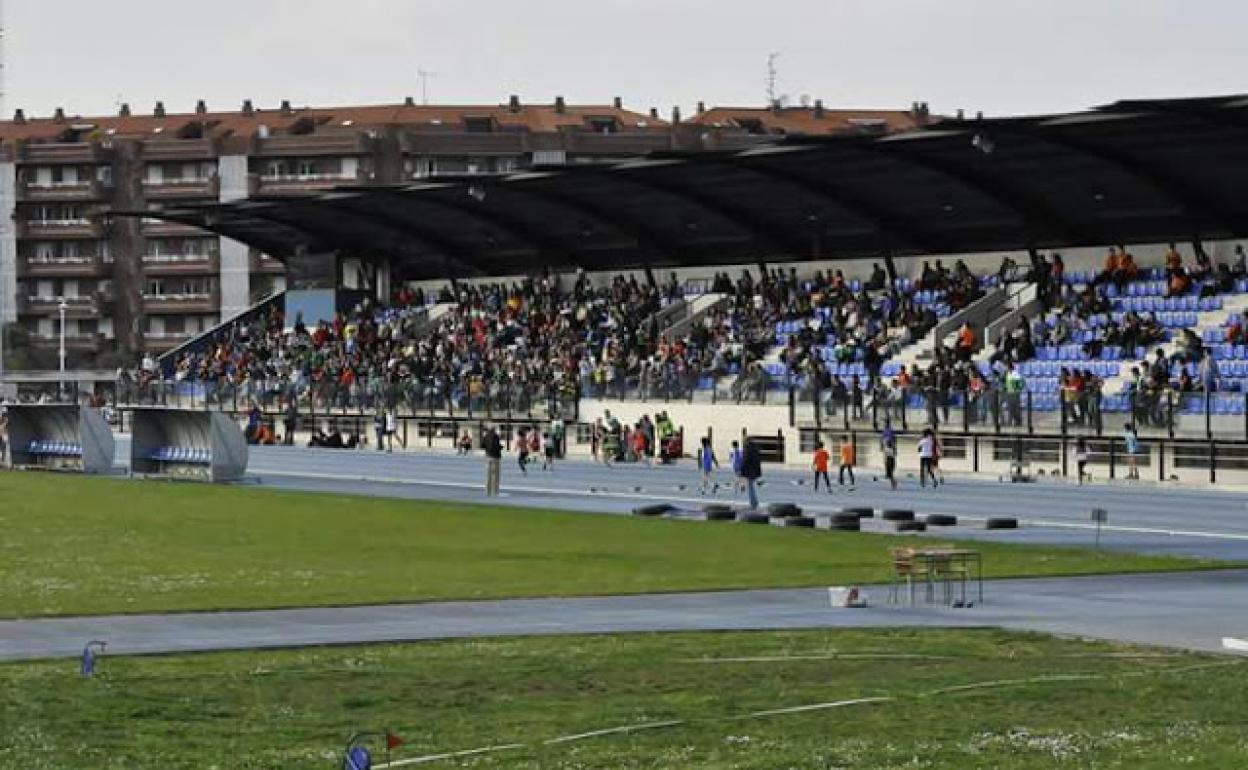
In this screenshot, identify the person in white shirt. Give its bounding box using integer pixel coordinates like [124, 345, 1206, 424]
[917, 428, 937, 489]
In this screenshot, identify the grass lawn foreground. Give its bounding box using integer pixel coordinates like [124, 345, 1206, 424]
[3, 628, 1247, 769]
[0, 471, 1227, 618]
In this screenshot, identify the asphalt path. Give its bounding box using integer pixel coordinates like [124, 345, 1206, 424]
[4, 570, 1247, 661]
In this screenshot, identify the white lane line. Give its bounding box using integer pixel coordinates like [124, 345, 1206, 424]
[253, 467, 1248, 543]
[544, 720, 687, 745]
[742, 696, 894, 718]
[685, 654, 952, 663]
[373, 743, 524, 768]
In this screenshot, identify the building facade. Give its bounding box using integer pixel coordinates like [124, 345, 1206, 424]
[0, 96, 929, 369]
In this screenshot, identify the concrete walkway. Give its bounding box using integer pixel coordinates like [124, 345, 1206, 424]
[4, 569, 1247, 662]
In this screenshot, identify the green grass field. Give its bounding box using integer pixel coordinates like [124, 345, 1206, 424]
[0, 471, 1227, 618]
[3, 629, 1246, 769]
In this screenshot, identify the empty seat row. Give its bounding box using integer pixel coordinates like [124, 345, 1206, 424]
[147, 446, 212, 464]
[1112, 296, 1220, 313]
[26, 440, 83, 457]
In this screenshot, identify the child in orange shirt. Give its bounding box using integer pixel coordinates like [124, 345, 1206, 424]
[838, 435, 856, 488]
[812, 441, 832, 492]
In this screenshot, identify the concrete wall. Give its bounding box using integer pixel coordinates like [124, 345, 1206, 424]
[581, 398, 800, 463]
[218, 155, 252, 320]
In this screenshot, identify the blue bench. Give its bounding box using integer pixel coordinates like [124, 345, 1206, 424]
[146, 446, 212, 464]
[26, 440, 83, 457]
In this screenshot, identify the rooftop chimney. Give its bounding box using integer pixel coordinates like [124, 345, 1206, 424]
[814, 99, 825, 118]
[13, 109, 25, 125]
[154, 101, 166, 118]
[196, 99, 208, 114]
[613, 96, 622, 109]
[956, 108, 965, 120]
[53, 107, 66, 124]
[118, 103, 131, 118]
[671, 106, 682, 124]
[649, 108, 659, 120]
[280, 100, 293, 116]
[242, 99, 255, 116]
[508, 94, 522, 113]
[696, 101, 705, 115]
[976, 110, 984, 120]
[404, 96, 416, 107]
[554, 96, 566, 114]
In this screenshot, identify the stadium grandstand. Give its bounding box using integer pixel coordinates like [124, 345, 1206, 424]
[13, 94, 1248, 483]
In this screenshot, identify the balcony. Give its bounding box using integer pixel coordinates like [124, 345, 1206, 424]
[143, 290, 220, 315]
[142, 176, 221, 200]
[17, 295, 102, 319]
[249, 253, 286, 274]
[142, 138, 219, 162]
[250, 170, 369, 195]
[252, 133, 374, 158]
[403, 132, 530, 156]
[142, 252, 220, 276]
[24, 333, 110, 352]
[18, 142, 109, 165]
[141, 218, 211, 237]
[18, 255, 108, 279]
[18, 179, 112, 202]
[561, 131, 675, 156]
[142, 331, 197, 352]
[18, 219, 107, 240]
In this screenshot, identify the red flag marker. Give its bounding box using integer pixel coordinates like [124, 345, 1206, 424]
[386, 732, 405, 750]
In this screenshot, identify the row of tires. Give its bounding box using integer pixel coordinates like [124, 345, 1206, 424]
[631, 503, 1019, 532]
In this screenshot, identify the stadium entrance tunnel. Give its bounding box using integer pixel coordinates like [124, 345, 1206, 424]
[5, 405, 115, 474]
[129, 408, 248, 483]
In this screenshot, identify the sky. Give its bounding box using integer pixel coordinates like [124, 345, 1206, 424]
[5, 0, 1246, 120]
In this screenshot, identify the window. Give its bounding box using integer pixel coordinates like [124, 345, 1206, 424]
[96, 166, 112, 184]
[164, 316, 185, 334]
[146, 279, 165, 296]
[78, 319, 98, 336]
[586, 117, 618, 134]
[297, 160, 318, 177]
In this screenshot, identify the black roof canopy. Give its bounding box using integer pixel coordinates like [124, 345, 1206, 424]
[143, 95, 1248, 281]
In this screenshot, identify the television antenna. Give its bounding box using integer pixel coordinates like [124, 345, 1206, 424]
[417, 70, 437, 105]
[766, 52, 780, 107]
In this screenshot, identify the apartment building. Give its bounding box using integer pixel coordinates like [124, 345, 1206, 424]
[0, 96, 929, 369]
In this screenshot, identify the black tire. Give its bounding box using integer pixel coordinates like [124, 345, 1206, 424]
[925, 514, 958, 527]
[704, 507, 737, 522]
[841, 506, 875, 518]
[829, 521, 861, 532]
[829, 512, 860, 526]
[881, 509, 915, 522]
[896, 520, 927, 532]
[784, 516, 815, 528]
[767, 502, 802, 518]
[740, 513, 770, 524]
[633, 504, 673, 517]
[986, 517, 1019, 530]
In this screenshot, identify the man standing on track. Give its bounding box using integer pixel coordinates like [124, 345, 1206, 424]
[698, 437, 719, 494]
[918, 428, 937, 489]
[741, 439, 763, 510]
[880, 422, 898, 490]
[838, 435, 856, 489]
[483, 427, 502, 496]
[812, 441, 832, 492]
